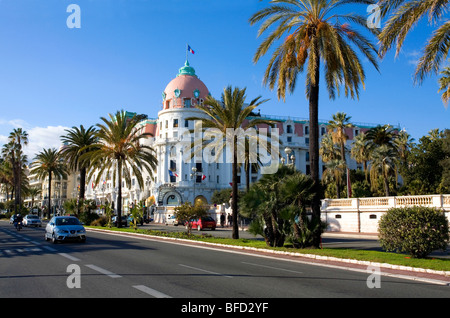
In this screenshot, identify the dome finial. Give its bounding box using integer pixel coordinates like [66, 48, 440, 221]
[177, 60, 197, 77]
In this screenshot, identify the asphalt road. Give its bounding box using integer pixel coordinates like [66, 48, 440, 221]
[1, 221, 449, 304]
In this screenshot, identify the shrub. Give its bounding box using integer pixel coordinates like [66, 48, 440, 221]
[378, 206, 449, 258]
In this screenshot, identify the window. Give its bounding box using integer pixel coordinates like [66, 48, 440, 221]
[184, 119, 189, 128]
[287, 136, 292, 142]
[321, 127, 326, 135]
[165, 120, 168, 129]
[305, 126, 309, 135]
[184, 98, 191, 108]
[305, 137, 309, 144]
[173, 119, 178, 127]
[306, 151, 310, 162]
[286, 125, 293, 134]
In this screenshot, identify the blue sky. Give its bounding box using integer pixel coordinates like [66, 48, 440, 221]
[0, 0, 448, 160]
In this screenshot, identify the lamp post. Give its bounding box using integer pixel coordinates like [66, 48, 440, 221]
[285, 147, 292, 165]
[190, 167, 199, 204]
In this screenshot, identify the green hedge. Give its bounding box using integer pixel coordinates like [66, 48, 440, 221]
[378, 206, 449, 258]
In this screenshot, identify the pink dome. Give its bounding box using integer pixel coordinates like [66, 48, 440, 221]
[162, 61, 209, 109]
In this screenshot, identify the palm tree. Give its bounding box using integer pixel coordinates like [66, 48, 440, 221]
[364, 124, 398, 151]
[438, 66, 450, 107]
[369, 144, 398, 196]
[319, 133, 340, 162]
[327, 112, 353, 164]
[250, 0, 379, 247]
[2, 128, 28, 213]
[27, 187, 42, 210]
[322, 158, 346, 198]
[378, 0, 450, 96]
[30, 148, 67, 218]
[84, 110, 157, 228]
[351, 133, 371, 180]
[187, 86, 271, 239]
[60, 125, 98, 203]
[280, 171, 316, 248]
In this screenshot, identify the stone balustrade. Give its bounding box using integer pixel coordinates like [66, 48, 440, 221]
[321, 194, 450, 233]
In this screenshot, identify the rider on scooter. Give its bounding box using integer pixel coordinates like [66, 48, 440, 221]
[14, 214, 23, 230]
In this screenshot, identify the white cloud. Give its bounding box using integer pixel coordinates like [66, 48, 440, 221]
[25, 126, 69, 161]
[0, 120, 69, 163]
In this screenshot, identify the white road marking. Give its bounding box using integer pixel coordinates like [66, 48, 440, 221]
[133, 285, 171, 298]
[242, 261, 303, 274]
[59, 253, 80, 262]
[85, 264, 122, 278]
[179, 264, 233, 278]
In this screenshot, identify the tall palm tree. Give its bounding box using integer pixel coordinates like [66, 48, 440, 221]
[351, 132, 371, 180]
[60, 125, 98, 203]
[369, 144, 398, 196]
[327, 112, 353, 164]
[364, 124, 398, 151]
[2, 128, 28, 213]
[438, 66, 450, 107]
[250, 0, 379, 247]
[30, 148, 67, 218]
[27, 186, 42, 210]
[84, 110, 157, 228]
[322, 158, 346, 198]
[187, 86, 271, 239]
[378, 0, 450, 94]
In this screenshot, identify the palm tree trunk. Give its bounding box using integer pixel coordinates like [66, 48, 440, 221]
[117, 160, 123, 228]
[14, 164, 20, 214]
[309, 55, 322, 249]
[47, 173, 52, 219]
[79, 167, 86, 200]
[245, 161, 250, 192]
[232, 138, 239, 239]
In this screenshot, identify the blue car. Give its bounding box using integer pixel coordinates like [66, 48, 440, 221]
[45, 216, 86, 243]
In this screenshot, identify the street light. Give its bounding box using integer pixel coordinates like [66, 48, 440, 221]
[190, 167, 199, 204]
[285, 147, 292, 165]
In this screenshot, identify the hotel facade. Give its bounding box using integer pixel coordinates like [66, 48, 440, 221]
[78, 60, 374, 219]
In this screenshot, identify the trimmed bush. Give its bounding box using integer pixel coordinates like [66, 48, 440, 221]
[378, 206, 449, 258]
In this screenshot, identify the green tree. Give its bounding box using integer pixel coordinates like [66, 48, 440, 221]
[26, 186, 42, 210]
[60, 125, 98, 203]
[327, 112, 353, 165]
[378, 0, 450, 104]
[84, 110, 157, 228]
[401, 129, 446, 194]
[240, 165, 295, 247]
[438, 66, 450, 106]
[369, 144, 398, 196]
[250, 0, 379, 247]
[2, 128, 28, 213]
[351, 133, 371, 180]
[279, 171, 318, 248]
[187, 86, 271, 239]
[30, 148, 67, 219]
[322, 158, 346, 198]
[174, 202, 208, 235]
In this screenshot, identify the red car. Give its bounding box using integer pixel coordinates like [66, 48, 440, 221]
[188, 216, 216, 231]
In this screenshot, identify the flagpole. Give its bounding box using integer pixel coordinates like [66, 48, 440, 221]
[186, 43, 188, 62]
